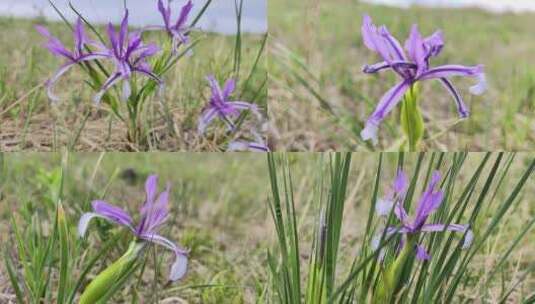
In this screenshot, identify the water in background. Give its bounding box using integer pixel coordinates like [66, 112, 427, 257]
[363, 0, 535, 13]
[0, 0, 267, 35]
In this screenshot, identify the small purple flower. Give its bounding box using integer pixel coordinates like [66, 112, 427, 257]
[78, 175, 188, 281]
[36, 18, 106, 102]
[375, 170, 473, 261]
[157, 0, 193, 51]
[198, 75, 262, 134]
[93, 10, 163, 104]
[360, 15, 487, 144]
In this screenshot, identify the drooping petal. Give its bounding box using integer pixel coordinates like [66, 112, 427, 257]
[370, 234, 386, 261]
[140, 233, 189, 281]
[36, 25, 73, 60]
[469, 73, 487, 96]
[361, 80, 412, 143]
[93, 72, 122, 105]
[228, 101, 263, 120]
[45, 63, 76, 102]
[420, 223, 473, 249]
[360, 122, 379, 145]
[197, 108, 218, 134]
[227, 140, 269, 152]
[417, 64, 484, 81]
[463, 229, 474, 249]
[415, 244, 431, 260]
[121, 81, 131, 102]
[78, 212, 100, 237]
[439, 78, 470, 118]
[92, 200, 134, 228]
[362, 61, 417, 74]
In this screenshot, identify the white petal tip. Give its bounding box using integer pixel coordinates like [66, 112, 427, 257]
[169, 253, 188, 281]
[77, 213, 96, 238]
[462, 229, 474, 249]
[469, 74, 487, 96]
[361, 123, 379, 145]
[93, 92, 104, 105]
[375, 199, 394, 216]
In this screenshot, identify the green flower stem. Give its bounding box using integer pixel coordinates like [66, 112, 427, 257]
[400, 84, 424, 152]
[373, 237, 416, 303]
[79, 241, 144, 304]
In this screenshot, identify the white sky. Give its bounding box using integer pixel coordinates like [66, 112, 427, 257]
[0, 0, 267, 34]
[363, 0, 535, 13]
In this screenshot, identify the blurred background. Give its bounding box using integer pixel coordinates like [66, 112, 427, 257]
[0, 0, 267, 34]
[364, 0, 535, 13]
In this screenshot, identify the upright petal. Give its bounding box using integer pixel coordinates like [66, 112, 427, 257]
[139, 233, 189, 281]
[107, 23, 120, 58]
[404, 24, 426, 75]
[73, 18, 86, 55]
[415, 244, 431, 260]
[394, 202, 410, 225]
[423, 30, 444, 59]
[361, 15, 406, 64]
[414, 171, 444, 228]
[158, 0, 171, 29]
[175, 0, 193, 29]
[119, 10, 130, 54]
[393, 169, 408, 195]
[223, 79, 236, 100]
[206, 75, 224, 103]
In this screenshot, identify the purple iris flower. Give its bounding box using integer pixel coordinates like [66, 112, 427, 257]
[156, 0, 193, 52]
[360, 15, 487, 144]
[374, 170, 473, 261]
[36, 18, 106, 102]
[78, 175, 188, 281]
[93, 10, 163, 104]
[198, 75, 262, 134]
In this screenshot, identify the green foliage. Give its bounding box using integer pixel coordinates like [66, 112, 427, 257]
[267, 153, 535, 303]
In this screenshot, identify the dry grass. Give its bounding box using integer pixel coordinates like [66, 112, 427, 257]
[0, 16, 267, 152]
